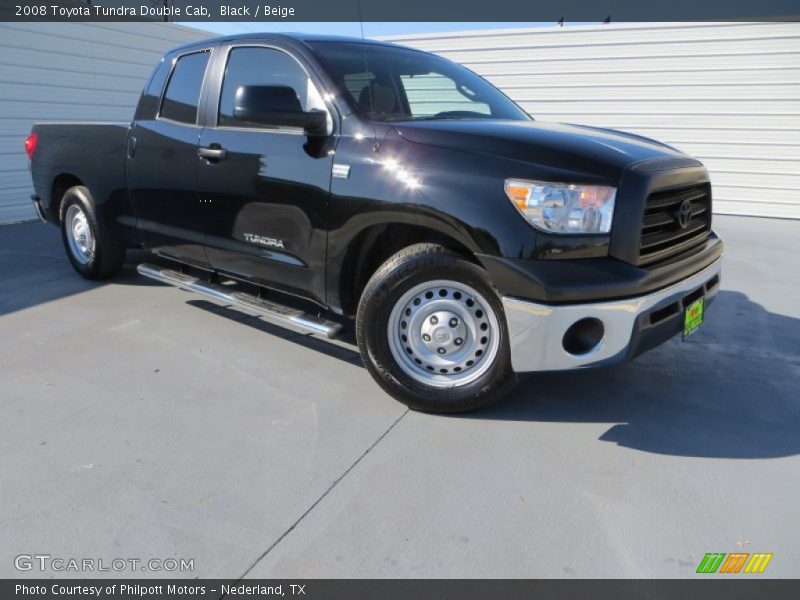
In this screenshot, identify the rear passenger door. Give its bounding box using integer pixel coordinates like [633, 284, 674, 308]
[197, 44, 336, 304]
[127, 47, 214, 268]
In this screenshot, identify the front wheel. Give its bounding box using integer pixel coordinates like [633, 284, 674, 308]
[356, 244, 516, 413]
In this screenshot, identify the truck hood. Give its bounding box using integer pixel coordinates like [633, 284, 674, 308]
[391, 119, 687, 180]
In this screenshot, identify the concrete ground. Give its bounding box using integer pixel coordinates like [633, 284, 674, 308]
[0, 215, 798, 579]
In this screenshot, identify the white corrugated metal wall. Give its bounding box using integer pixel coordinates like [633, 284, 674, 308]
[2, 22, 797, 222]
[384, 22, 800, 219]
[0, 22, 207, 223]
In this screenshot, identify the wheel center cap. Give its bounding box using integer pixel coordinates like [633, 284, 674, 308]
[420, 310, 467, 354]
[433, 328, 451, 343]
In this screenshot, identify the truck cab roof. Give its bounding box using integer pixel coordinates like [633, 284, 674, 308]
[168, 32, 401, 55]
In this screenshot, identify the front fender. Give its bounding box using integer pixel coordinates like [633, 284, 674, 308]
[327, 130, 538, 255]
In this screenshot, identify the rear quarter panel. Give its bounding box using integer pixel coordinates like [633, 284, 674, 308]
[30, 122, 136, 243]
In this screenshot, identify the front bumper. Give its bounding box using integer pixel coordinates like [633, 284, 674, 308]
[502, 258, 722, 372]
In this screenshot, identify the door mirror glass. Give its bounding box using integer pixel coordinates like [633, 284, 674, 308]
[233, 85, 327, 135]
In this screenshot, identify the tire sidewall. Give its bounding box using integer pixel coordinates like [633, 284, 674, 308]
[358, 249, 514, 412]
[60, 186, 101, 278]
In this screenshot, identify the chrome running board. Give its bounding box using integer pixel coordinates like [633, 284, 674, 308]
[137, 263, 343, 339]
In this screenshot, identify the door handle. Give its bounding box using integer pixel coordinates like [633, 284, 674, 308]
[198, 145, 227, 162]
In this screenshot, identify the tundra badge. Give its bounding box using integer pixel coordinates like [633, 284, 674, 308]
[243, 233, 285, 249]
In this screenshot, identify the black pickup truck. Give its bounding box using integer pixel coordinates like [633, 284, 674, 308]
[27, 33, 723, 412]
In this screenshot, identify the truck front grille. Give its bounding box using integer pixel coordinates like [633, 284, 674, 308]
[638, 183, 711, 266]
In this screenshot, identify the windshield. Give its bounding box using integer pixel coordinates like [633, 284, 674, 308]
[308, 41, 531, 122]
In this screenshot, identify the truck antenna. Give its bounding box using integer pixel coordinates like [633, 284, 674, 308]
[356, 0, 379, 151]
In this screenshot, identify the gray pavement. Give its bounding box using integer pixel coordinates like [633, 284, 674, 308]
[0, 215, 798, 578]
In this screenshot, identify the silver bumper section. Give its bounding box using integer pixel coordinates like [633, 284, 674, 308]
[502, 258, 722, 372]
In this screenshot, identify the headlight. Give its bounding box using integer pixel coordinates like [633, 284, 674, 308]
[504, 179, 616, 234]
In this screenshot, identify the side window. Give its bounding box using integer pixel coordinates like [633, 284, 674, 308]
[135, 58, 171, 120]
[400, 72, 491, 118]
[218, 47, 324, 128]
[159, 51, 210, 125]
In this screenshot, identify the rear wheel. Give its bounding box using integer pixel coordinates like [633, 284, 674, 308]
[59, 186, 124, 279]
[356, 243, 515, 413]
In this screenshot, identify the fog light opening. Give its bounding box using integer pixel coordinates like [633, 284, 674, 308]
[562, 317, 605, 356]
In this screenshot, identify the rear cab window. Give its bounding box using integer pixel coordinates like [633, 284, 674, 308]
[159, 50, 211, 125]
[135, 58, 171, 120]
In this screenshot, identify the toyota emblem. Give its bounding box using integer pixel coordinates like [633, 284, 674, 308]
[676, 199, 692, 229]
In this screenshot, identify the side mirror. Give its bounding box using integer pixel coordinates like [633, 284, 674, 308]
[233, 85, 328, 135]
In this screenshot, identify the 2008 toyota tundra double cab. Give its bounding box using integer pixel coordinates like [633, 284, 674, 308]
[27, 33, 723, 413]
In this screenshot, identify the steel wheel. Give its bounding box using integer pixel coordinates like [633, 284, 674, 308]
[387, 279, 501, 388]
[65, 203, 95, 265]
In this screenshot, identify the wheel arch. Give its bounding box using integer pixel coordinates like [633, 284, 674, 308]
[333, 221, 481, 317]
[50, 174, 85, 223]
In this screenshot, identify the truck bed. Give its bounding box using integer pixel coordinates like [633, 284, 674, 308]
[29, 121, 130, 223]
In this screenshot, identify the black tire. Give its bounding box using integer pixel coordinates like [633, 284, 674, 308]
[59, 185, 125, 280]
[356, 243, 516, 413]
